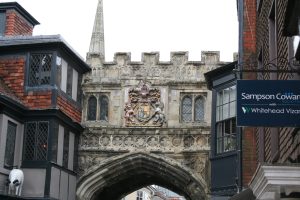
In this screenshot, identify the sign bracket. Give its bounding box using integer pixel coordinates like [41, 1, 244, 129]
[233, 56, 300, 74]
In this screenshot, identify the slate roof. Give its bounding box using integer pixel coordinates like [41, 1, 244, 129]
[0, 2, 39, 26]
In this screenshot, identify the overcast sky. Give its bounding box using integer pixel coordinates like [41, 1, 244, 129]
[11, 0, 238, 62]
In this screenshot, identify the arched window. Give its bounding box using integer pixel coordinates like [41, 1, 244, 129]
[182, 96, 192, 122]
[195, 96, 205, 121]
[99, 95, 109, 121]
[87, 96, 97, 121]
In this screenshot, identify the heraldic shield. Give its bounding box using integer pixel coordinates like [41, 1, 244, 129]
[124, 81, 166, 127]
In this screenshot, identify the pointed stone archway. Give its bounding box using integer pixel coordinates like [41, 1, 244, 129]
[76, 152, 208, 200]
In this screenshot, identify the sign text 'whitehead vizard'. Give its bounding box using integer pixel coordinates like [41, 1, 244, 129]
[124, 81, 166, 127]
[237, 80, 300, 127]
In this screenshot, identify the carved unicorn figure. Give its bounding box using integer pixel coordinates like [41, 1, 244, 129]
[8, 168, 24, 196]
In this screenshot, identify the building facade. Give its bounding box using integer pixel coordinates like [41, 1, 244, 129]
[0, 1, 236, 200]
[76, 1, 230, 199]
[0, 2, 90, 199]
[206, 1, 300, 200]
[205, 61, 241, 200]
[234, 0, 300, 199]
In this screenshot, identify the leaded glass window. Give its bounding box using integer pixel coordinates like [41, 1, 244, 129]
[195, 96, 204, 121]
[28, 53, 52, 86]
[63, 131, 69, 168]
[181, 94, 205, 122]
[24, 121, 49, 161]
[182, 96, 192, 122]
[100, 95, 109, 121]
[4, 121, 17, 168]
[87, 96, 97, 120]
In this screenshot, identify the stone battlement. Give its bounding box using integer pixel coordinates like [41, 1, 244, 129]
[87, 51, 226, 66]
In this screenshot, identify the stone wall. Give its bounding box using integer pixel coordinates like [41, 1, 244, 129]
[78, 51, 228, 199]
[82, 51, 226, 127]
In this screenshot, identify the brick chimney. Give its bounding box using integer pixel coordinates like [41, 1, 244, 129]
[0, 2, 39, 36]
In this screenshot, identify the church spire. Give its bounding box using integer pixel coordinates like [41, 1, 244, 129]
[88, 0, 105, 61]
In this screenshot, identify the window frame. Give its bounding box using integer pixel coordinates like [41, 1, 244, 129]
[51, 122, 77, 170]
[26, 52, 82, 105]
[215, 85, 237, 154]
[63, 130, 69, 168]
[56, 56, 81, 102]
[86, 94, 109, 122]
[0, 11, 5, 36]
[23, 121, 49, 162]
[194, 96, 205, 122]
[27, 52, 54, 87]
[216, 118, 237, 154]
[87, 95, 97, 121]
[4, 121, 17, 169]
[180, 93, 206, 123]
[99, 95, 109, 121]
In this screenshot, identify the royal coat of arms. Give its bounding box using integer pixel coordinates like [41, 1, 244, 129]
[124, 81, 165, 127]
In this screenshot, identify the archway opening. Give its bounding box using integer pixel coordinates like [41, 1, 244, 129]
[77, 153, 208, 200]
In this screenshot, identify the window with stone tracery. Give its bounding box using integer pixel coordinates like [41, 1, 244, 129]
[195, 96, 205, 121]
[87, 94, 109, 121]
[87, 96, 97, 121]
[99, 95, 109, 121]
[181, 94, 205, 123]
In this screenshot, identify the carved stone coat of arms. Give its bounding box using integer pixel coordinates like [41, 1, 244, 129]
[124, 81, 165, 127]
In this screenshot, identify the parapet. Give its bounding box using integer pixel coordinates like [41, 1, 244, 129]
[108, 51, 222, 65]
[201, 51, 220, 64]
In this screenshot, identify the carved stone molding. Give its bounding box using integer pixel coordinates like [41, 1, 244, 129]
[79, 129, 210, 152]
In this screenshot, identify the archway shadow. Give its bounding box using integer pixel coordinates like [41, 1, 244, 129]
[77, 152, 208, 200]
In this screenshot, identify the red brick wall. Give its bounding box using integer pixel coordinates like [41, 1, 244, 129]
[242, 127, 257, 186]
[242, 0, 257, 80]
[256, 0, 300, 164]
[241, 0, 258, 187]
[5, 9, 33, 36]
[0, 56, 82, 123]
[0, 57, 52, 109]
[57, 95, 81, 123]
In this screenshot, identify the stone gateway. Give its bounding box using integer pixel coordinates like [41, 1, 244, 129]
[76, 0, 229, 199]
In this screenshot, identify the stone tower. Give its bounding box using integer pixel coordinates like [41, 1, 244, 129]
[77, 1, 229, 199]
